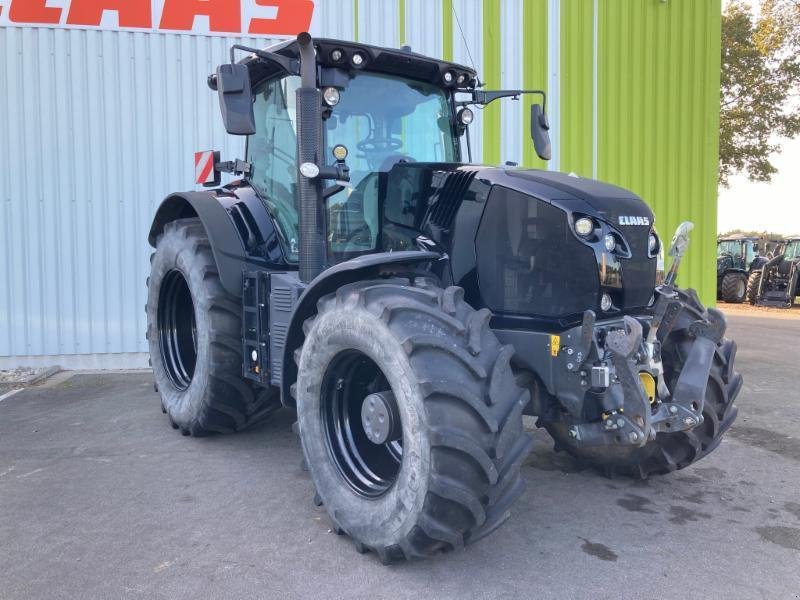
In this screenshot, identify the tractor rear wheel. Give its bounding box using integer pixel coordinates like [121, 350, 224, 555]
[746, 271, 762, 304]
[146, 218, 280, 436]
[295, 279, 532, 563]
[543, 299, 741, 479]
[720, 272, 747, 303]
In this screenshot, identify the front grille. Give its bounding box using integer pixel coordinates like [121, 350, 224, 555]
[619, 227, 657, 309]
[477, 186, 598, 318]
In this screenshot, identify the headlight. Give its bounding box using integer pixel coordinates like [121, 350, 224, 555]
[323, 87, 340, 106]
[648, 233, 658, 254]
[457, 108, 474, 126]
[299, 162, 319, 178]
[600, 293, 613, 312]
[656, 244, 665, 285]
[604, 234, 616, 252]
[574, 217, 594, 237]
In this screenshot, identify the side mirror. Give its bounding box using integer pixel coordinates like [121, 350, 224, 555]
[216, 63, 255, 135]
[530, 103, 551, 161]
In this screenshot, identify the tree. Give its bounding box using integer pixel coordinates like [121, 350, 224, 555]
[719, 0, 800, 186]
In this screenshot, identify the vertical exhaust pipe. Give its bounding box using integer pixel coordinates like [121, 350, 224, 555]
[296, 32, 325, 283]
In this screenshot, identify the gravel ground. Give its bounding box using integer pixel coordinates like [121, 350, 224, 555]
[0, 367, 50, 384]
[0, 312, 798, 599]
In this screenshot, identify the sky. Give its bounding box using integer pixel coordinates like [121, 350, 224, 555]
[717, 137, 800, 235]
[716, 0, 799, 236]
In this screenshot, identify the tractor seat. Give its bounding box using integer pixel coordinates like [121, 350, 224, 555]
[777, 258, 794, 276]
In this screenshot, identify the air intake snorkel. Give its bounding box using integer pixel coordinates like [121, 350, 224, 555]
[295, 32, 326, 283]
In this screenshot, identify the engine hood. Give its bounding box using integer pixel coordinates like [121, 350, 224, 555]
[479, 167, 655, 230]
[380, 163, 659, 326]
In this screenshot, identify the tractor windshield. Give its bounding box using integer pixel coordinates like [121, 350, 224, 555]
[324, 72, 457, 261]
[717, 240, 742, 258]
[326, 72, 457, 187]
[785, 241, 800, 260]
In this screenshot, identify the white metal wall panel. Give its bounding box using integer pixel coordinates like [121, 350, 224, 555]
[0, 26, 274, 358]
[500, 0, 523, 166]
[450, 0, 483, 162]
[309, 0, 355, 40]
[359, 0, 399, 47]
[404, 0, 443, 57]
[0, 0, 530, 363]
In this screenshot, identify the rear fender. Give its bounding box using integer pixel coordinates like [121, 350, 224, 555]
[149, 192, 248, 297]
[280, 251, 443, 406]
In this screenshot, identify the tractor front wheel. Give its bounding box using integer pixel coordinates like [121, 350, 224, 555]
[746, 270, 762, 304]
[295, 279, 532, 563]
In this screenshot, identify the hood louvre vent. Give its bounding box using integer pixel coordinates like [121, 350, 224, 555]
[426, 171, 476, 229]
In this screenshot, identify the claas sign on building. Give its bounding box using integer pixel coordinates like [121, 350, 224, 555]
[0, 0, 314, 36]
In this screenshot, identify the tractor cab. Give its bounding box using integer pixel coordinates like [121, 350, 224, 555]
[210, 37, 550, 274]
[246, 67, 460, 263]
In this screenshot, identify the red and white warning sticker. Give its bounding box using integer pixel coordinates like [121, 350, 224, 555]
[194, 151, 217, 185]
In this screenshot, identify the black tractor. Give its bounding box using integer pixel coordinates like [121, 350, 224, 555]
[146, 34, 741, 563]
[747, 236, 800, 308]
[716, 235, 769, 303]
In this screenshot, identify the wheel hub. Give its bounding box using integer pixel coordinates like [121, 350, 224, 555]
[361, 391, 401, 445]
[157, 269, 197, 391]
[320, 350, 403, 498]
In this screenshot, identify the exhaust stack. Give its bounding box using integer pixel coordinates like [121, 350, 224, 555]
[295, 32, 325, 283]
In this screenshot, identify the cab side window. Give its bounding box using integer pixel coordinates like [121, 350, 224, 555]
[248, 76, 302, 261]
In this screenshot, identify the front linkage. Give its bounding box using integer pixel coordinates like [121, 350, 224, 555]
[538, 222, 740, 474]
[560, 287, 725, 450]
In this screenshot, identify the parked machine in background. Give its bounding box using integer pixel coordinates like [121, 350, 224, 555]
[716, 235, 771, 303]
[747, 236, 800, 308]
[145, 34, 741, 563]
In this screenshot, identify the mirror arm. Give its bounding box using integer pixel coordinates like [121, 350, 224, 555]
[229, 44, 299, 75]
[216, 159, 252, 177]
[459, 89, 547, 112]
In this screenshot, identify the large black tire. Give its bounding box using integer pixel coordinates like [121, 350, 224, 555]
[295, 278, 533, 563]
[720, 272, 747, 303]
[746, 270, 762, 304]
[543, 298, 742, 479]
[146, 218, 280, 436]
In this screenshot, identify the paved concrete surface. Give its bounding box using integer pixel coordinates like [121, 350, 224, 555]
[1, 313, 799, 600]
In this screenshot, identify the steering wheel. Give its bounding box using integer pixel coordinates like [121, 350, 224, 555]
[357, 138, 403, 153]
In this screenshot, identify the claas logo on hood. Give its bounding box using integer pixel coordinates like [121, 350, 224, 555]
[618, 216, 651, 226]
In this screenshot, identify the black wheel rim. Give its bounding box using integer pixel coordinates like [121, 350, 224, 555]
[157, 270, 197, 391]
[321, 350, 402, 498]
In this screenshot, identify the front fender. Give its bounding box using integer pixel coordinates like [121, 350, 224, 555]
[149, 192, 248, 296]
[280, 251, 443, 406]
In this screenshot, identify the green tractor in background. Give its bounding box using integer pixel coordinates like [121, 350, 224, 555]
[716, 235, 772, 303]
[747, 236, 800, 308]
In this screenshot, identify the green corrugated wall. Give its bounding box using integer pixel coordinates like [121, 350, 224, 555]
[468, 0, 720, 305]
[595, 0, 721, 306]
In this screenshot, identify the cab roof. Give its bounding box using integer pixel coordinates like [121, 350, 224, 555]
[717, 235, 759, 242]
[243, 37, 478, 91]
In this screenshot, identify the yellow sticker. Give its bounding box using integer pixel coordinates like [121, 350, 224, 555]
[550, 335, 560, 357]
